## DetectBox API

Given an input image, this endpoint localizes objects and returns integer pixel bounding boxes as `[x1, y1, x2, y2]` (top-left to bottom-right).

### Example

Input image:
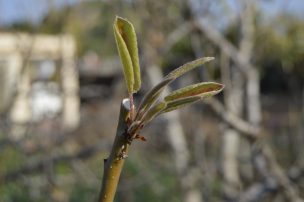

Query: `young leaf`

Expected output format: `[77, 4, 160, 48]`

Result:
[165, 57, 214, 80]
[164, 82, 224, 101]
[162, 96, 201, 113]
[136, 57, 214, 119]
[141, 102, 167, 125]
[136, 77, 174, 119]
[114, 16, 141, 93]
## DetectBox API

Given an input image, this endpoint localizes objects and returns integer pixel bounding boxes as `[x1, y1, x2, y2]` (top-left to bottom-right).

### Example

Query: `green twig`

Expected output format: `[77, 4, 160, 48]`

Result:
[98, 98, 130, 202]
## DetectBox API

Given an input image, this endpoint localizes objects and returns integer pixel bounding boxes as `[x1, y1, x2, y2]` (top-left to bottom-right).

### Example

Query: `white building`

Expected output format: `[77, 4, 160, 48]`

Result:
[0, 33, 80, 137]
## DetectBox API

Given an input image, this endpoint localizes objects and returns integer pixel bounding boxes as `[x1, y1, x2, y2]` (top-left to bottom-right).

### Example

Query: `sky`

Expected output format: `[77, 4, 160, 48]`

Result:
[0, 0, 79, 25]
[260, 0, 304, 18]
[0, 0, 303, 25]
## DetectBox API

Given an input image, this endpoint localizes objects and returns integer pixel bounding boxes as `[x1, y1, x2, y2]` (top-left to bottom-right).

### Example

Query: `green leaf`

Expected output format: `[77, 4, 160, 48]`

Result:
[162, 96, 201, 113]
[136, 77, 174, 119]
[161, 82, 223, 113]
[136, 57, 214, 119]
[165, 57, 214, 80]
[141, 102, 167, 125]
[164, 82, 224, 101]
[114, 16, 141, 93]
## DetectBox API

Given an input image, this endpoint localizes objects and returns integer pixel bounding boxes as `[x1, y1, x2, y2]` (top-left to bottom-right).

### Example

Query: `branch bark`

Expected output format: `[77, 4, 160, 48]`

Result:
[98, 99, 130, 202]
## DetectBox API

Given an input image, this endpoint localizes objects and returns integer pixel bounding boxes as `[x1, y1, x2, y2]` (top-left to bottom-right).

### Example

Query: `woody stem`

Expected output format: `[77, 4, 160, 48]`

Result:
[98, 99, 131, 202]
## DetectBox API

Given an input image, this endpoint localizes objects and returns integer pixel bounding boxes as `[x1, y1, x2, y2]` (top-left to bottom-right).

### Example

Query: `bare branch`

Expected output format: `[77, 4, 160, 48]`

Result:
[193, 18, 255, 76]
[161, 21, 194, 54]
[262, 146, 304, 202]
[204, 98, 259, 138]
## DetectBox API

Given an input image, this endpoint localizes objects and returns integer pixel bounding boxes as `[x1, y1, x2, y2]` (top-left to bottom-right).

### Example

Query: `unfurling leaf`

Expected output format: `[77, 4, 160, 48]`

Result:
[135, 57, 214, 119]
[164, 82, 224, 101]
[141, 102, 167, 125]
[165, 57, 214, 80]
[127, 121, 141, 134]
[136, 77, 174, 119]
[114, 16, 141, 93]
[162, 96, 201, 113]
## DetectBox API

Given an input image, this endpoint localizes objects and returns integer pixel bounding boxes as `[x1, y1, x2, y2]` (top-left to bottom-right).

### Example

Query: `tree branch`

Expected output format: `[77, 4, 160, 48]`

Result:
[193, 18, 255, 77]
[98, 98, 130, 202]
[204, 98, 259, 138]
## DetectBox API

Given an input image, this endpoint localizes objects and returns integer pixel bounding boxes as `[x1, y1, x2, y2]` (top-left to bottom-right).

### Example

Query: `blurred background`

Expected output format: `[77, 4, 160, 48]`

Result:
[0, 0, 303, 201]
